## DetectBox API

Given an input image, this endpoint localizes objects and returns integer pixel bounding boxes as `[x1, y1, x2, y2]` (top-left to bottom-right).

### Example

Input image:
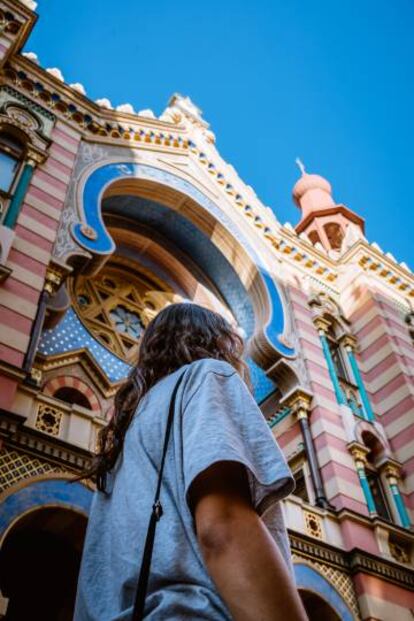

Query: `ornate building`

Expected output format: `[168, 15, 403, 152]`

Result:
[0, 2, 413, 619]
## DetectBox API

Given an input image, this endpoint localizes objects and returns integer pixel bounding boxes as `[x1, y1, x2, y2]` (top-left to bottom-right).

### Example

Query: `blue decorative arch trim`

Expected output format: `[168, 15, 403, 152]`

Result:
[0, 479, 92, 538]
[294, 563, 355, 621]
[73, 162, 294, 358]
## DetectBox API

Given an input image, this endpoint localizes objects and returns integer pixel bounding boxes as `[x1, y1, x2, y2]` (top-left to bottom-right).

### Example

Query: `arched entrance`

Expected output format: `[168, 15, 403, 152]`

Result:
[70, 161, 295, 362]
[42, 159, 301, 402]
[0, 506, 87, 621]
[0, 478, 92, 620]
[300, 589, 341, 621]
[294, 563, 356, 621]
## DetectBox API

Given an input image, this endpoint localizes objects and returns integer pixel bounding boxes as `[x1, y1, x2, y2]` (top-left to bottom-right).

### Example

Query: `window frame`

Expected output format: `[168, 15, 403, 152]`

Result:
[365, 465, 392, 522]
[0, 130, 26, 209]
[325, 326, 351, 383]
[290, 460, 313, 504]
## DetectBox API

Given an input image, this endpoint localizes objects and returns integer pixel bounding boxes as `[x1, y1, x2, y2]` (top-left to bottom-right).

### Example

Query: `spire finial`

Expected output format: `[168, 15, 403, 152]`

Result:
[295, 157, 306, 176]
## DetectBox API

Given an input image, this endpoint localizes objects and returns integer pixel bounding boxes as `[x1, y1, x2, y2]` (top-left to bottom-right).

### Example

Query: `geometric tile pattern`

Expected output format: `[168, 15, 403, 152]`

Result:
[293, 555, 361, 620]
[0, 447, 66, 493]
[35, 403, 63, 436]
[38, 307, 131, 382]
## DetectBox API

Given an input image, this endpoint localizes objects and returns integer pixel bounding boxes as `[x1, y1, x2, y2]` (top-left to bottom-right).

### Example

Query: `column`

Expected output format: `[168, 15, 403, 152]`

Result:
[341, 335, 375, 422]
[349, 444, 377, 516]
[23, 267, 62, 378]
[3, 159, 35, 229]
[314, 317, 346, 406]
[383, 463, 411, 528]
[287, 390, 330, 509]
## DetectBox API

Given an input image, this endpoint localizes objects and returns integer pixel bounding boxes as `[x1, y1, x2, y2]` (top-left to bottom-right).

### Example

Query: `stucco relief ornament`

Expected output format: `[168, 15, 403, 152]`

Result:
[309, 291, 339, 319]
[53, 143, 93, 261]
[6, 106, 39, 131]
[282, 281, 311, 389]
[163, 94, 216, 144]
[117, 164, 134, 176]
[169, 94, 204, 123]
[81, 142, 107, 165]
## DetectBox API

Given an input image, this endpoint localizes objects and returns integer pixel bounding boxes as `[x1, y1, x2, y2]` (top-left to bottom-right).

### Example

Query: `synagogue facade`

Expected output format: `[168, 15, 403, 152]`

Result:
[0, 2, 413, 619]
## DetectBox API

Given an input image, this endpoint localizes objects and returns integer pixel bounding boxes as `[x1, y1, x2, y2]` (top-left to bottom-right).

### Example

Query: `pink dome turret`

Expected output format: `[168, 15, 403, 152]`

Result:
[293, 159, 365, 253]
[293, 172, 336, 220]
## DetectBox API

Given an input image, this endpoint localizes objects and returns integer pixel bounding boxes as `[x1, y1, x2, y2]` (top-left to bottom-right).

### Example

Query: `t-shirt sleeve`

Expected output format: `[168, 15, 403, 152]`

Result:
[181, 363, 294, 514]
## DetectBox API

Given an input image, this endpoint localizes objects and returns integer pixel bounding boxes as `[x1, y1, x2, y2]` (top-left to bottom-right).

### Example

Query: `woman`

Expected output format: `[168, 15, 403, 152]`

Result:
[74, 303, 307, 620]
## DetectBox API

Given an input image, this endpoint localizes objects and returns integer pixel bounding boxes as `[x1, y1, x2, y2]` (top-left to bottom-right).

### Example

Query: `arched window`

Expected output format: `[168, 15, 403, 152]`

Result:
[362, 431, 392, 521]
[406, 312, 414, 343]
[308, 230, 322, 246]
[0, 133, 25, 195]
[292, 466, 310, 503]
[326, 325, 349, 382]
[323, 222, 344, 250]
[366, 471, 391, 521]
[53, 387, 92, 410]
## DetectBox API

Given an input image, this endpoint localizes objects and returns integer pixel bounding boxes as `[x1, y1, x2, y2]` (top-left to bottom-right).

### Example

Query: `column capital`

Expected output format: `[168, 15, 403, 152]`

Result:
[313, 316, 331, 334]
[339, 333, 358, 351]
[44, 267, 63, 295]
[379, 459, 402, 484]
[348, 441, 370, 467]
[26, 146, 48, 166]
[283, 388, 313, 420]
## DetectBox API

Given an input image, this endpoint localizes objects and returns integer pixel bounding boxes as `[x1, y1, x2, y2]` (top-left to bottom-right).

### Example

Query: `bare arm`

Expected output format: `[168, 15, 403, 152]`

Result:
[189, 461, 307, 621]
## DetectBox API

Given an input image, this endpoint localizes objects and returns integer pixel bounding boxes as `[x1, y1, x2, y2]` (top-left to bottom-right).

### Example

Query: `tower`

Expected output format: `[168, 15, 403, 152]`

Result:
[293, 163, 365, 254]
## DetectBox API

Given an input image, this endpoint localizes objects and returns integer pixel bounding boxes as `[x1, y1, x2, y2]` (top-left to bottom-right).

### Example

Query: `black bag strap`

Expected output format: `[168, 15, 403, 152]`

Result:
[132, 372, 185, 620]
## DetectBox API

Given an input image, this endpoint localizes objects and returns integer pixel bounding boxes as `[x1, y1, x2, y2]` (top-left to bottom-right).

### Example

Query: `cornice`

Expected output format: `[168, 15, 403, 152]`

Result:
[2, 0, 36, 23]
[349, 549, 414, 590]
[339, 239, 414, 298]
[289, 531, 414, 591]
[0, 84, 55, 120]
[35, 350, 121, 398]
[0, 1, 37, 53]
[296, 203, 365, 234]
[0, 360, 26, 381]
[0, 408, 92, 470]
[2, 49, 413, 302]
[289, 531, 348, 570]
[4, 57, 189, 137]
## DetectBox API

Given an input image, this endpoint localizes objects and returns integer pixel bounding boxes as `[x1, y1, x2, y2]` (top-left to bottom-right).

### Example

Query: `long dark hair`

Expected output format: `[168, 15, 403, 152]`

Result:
[73, 303, 249, 492]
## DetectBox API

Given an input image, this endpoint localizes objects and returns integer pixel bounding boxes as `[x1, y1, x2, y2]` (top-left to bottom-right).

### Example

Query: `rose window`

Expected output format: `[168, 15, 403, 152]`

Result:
[109, 306, 144, 339]
[70, 263, 173, 362]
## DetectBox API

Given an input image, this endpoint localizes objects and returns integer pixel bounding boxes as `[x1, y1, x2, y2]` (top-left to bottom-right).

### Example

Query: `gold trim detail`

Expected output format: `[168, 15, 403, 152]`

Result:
[34, 403, 63, 436]
[389, 540, 411, 565]
[304, 510, 323, 540]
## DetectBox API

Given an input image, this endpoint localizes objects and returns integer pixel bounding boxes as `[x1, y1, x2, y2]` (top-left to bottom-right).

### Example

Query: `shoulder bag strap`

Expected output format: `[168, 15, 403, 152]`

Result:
[132, 372, 186, 620]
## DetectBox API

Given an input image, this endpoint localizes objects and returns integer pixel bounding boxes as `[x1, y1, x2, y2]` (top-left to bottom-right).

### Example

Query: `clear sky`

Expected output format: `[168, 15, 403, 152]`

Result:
[25, 0, 414, 266]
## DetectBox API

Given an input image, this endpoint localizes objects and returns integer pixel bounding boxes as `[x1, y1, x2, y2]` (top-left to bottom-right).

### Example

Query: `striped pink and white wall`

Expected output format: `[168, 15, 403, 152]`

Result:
[289, 288, 371, 510]
[349, 286, 414, 517]
[0, 120, 81, 408]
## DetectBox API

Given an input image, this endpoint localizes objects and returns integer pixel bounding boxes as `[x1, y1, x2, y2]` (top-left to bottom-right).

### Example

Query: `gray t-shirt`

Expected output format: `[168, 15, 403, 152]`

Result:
[74, 358, 294, 620]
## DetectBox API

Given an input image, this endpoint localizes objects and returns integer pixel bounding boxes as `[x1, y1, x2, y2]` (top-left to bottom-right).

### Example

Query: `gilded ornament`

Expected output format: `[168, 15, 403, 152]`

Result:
[80, 224, 98, 241]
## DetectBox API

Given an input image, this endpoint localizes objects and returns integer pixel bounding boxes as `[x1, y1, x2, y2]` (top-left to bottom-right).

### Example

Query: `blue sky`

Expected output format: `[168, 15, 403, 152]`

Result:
[26, 0, 414, 266]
